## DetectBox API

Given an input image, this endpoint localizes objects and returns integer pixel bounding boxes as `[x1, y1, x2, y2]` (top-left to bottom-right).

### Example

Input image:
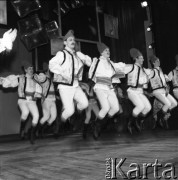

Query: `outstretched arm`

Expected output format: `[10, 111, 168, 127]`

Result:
[77, 51, 92, 67]
[0, 74, 19, 88]
[111, 62, 133, 75]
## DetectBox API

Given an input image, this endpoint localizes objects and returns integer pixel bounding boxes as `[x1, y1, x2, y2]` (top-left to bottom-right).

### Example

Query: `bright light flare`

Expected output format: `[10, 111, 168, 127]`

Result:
[0, 28, 17, 53]
[141, 1, 148, 8]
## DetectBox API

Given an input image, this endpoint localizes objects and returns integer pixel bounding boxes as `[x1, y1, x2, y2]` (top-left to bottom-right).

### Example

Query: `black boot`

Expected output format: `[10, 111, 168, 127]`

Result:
[53, 118, 60, 139]
[163, 112, 170, 130]
[93, 119, 102, 140]
[157, 109, 167, 129]
[134, 117, 142, 133]
[29, 126, 36, 144]
[37, 122, 48, 138]
[127, 116, 135, 135]
[19, 120, 27, 140]
[82, 123, 89, 139]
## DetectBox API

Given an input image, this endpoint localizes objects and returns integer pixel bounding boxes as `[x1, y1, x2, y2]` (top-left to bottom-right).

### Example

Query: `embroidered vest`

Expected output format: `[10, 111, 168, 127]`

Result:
[53, 50, 84, 86]
[38, 77, 52, 98]
[149, 68, 166, 91]
[18, 75, 36, 99]
[88, 58, 116, 84]
[127, 64, 148, 88]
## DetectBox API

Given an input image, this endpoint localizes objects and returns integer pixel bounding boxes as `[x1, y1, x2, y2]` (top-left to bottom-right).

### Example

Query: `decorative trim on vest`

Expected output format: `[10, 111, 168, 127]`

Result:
[18, 75, 37, 100]
[90, 59, 100, 80]
[90, 58, 116, 81]
[150, 68, 166, 91]
[127, 64, 148, 88]
[61, 50, 66, 65]
[127, 64, 140, 88]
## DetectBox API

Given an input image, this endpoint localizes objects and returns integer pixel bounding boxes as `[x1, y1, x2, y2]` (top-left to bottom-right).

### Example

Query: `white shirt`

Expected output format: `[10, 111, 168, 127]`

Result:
[25, 74, 36, 93]
[94, 56, 125, 90]
[49, 46, 92, 89]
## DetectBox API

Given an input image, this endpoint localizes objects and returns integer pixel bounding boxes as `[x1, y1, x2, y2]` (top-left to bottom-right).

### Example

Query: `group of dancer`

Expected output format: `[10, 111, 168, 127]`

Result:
[0, 29, 178, 144]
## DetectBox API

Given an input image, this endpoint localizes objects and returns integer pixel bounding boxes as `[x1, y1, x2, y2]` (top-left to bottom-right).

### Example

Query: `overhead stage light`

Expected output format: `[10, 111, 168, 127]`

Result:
[141, 1, 148, 8]
[147, 23, 153, 32]
[148, 43, 155, 49]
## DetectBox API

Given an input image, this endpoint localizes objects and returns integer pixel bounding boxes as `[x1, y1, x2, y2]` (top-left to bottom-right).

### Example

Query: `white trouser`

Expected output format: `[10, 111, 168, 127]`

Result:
[18, 99, 39, 126]
[40, 99, 57, 125]
[127, 88, 151, 117]
[95, 88, 119, 119]
[153, 90, 177, 112]
[59, 86, 88, 121]
[85, 99, 99, 124]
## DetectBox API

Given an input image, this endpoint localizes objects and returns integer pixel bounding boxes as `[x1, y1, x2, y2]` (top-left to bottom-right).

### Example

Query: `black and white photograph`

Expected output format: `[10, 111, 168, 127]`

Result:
[0, 0, 178, 179]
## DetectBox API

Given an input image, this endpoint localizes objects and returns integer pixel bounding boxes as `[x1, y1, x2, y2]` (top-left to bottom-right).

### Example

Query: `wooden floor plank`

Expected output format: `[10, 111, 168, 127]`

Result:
[0, 130, 178, 180]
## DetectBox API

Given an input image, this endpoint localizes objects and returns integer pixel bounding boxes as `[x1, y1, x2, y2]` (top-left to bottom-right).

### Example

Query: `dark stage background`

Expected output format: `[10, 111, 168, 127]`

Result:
[1, 0, 178, 136]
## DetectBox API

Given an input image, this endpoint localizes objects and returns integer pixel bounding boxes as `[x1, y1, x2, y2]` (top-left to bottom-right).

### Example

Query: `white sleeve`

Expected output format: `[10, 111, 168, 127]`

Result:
[168, 71, 173, 81]
[112, 61, 126, 70]
[34, 73, 47, 83]
[122, 64, 134, 74]
[1, 75, 19, 88]
[144, 68, 154, 79]
[111, 62, 134, 74]
[77, 51, 92, 67]
[164, 74, 171, 82]
[49, 51, 64, 74]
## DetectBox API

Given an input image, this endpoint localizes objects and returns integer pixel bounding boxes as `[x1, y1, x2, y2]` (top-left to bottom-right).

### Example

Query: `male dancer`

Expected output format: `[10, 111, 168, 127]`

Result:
[121, 48, 152, 134]
[89, 42, 125, 139]
[0, 61, 45, 144]
[149, 55, 177, 129]
[49, 30, 92, 123]
[37, 63, 57, 137]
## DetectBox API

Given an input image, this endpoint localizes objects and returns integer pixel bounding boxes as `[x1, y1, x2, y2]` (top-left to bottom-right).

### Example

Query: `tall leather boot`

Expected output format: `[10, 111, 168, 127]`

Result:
[53, 118, 60, 139]
[29, 126, 36, 144]
[93, 119, 102, 140]
[19, 120, 27, 140]
[37, 122, 48, 138]
[127, 116, 135, 135]
[82, 123, 89, 139]
[157, 109, 167, 129]
[163, 112, 171, 130]
[134, 116, 142, 132]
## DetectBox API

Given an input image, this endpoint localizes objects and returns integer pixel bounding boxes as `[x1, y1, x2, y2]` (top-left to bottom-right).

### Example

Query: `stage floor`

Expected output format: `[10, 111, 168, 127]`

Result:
[0, 130, 178, 180]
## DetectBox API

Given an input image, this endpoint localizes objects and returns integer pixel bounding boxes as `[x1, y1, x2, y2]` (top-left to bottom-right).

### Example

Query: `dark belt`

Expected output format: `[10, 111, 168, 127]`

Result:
[48, 91, 55, 95]
[18, 96, 36, 101]
[137, 84, 144, 88]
